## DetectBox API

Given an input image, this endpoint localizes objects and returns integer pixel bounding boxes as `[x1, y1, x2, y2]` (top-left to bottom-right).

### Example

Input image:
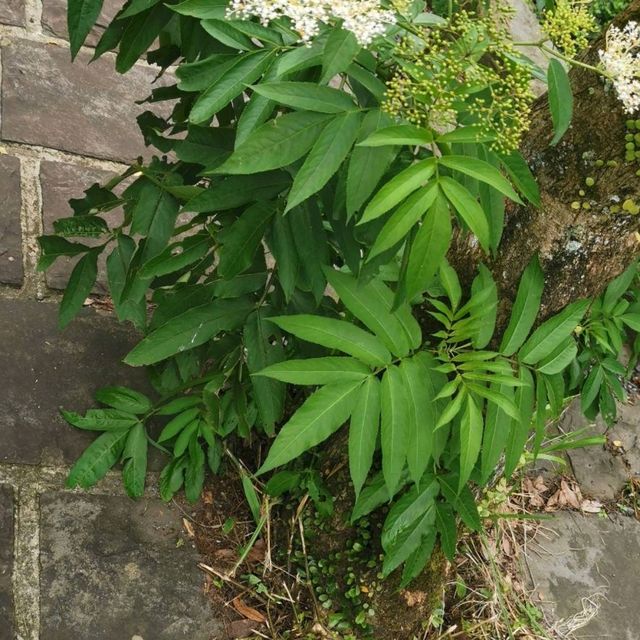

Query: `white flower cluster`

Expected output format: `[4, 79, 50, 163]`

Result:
[599, 21, 640, 114]
[227, 0, 396, 45]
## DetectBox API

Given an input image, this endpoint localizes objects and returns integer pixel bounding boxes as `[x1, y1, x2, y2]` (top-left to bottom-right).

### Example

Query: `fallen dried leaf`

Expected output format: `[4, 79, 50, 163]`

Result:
[581, 499, 603, 514]
[232, 597, 267, 623]
[182, 518, 195, 538]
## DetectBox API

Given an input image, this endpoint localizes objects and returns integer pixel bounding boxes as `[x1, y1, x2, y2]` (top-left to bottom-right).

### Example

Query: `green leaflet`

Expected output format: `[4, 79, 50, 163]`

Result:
[258, 357, 372, 385]
[251, 82, 356, 113]
[169, 0, 227, 18]
[68, 0, 104, 58]
[381, 366, 410, 496]
[244, 310, 286, 432]
[218, 202, 276, 279]
[94, 387, 152, 414]
[59, 250, 100, 329]
[258, 380, 364, 474]
[439, 176, 490, 251]
[438, 475, 481, 531]
[349, 376, 381, 497]
[519, 299, 589, 364]
[324, 269, 420, 357]
[537, 337, 578, 375]
[400, 358, 436, 485]
[359, 125, 433, 147]
[382, 505, 435, 576]
[286, 110, 361, 211]
[124, 298, 253, 366]
[190, 50, 276, 124]
[215, 111, 333, 174]
[480, 383, 514, 483]
[268, 315, 392, 366]
[268, 211, 299, 302]
[368, 181, 439, 261]
[498, 151, 541, 207]
[404, 192, 452, 300]
[435, 501, 457, 561]
[67, 430, 129, 490]
[458, 394, 483, 491]
[360, 158, 436, 225]
[61, 408, 140, 431]
[438, 155, 522, 203]
[500, 255, 545, 356]
[320, 27, 360, 84]
[122, 423, 148, 498]
[346, 109, 397, 218]
[504, 365, 535, 477]
[548, 59, 573, 146]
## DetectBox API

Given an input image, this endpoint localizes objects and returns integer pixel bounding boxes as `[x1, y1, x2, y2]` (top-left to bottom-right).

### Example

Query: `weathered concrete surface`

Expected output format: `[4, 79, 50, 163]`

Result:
[0, 485, 15, 640]
[0, 298, 148, 465]
[41, 0, 121, 46]
[526, 511, 640, 640]
[0, 155, 24, 286]
[39, 492, 221, 639]
[1, 39, 159, 163]
[40, 160, 117, 292]
[561, 401, 630, 500]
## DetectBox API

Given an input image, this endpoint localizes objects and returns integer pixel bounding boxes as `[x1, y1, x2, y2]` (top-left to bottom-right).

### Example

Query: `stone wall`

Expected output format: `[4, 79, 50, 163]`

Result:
[0, 0, 157, 298]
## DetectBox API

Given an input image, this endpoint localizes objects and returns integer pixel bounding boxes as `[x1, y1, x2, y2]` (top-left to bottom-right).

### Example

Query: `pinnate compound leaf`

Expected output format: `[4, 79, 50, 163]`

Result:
[349, 376, 381, 497]
[258, 381, 363, 474]
[500, 255, 544, 356]
[268, 315, 392, 366]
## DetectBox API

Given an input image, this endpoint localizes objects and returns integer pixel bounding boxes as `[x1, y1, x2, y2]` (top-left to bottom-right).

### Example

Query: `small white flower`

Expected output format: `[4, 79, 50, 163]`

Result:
[599, 21, 640, 114]
[227, 0, 396, 46]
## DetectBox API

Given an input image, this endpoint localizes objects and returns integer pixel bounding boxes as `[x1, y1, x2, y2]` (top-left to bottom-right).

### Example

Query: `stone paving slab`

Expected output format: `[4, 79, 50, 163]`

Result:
[0, 485, 15, 640]
[1, 39, 160, 163]
[0, 155, 24, 286]
[0, 0, 24, 26]
[0, 299, 148, 465]
[526, 511, 640, 640]
[39, 492, 221, 640]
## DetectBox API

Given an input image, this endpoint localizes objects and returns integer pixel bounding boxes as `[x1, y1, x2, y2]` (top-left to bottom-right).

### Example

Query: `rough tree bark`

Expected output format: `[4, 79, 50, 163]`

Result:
[452, 0, 640, 324]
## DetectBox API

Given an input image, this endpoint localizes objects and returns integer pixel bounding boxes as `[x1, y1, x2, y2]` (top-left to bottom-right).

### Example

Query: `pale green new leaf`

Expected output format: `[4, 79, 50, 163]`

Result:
[500, 256, 544, 356]
[268, 315, 392, 366]
[349, 376, 381, 497]
[258, 381, 363, 474]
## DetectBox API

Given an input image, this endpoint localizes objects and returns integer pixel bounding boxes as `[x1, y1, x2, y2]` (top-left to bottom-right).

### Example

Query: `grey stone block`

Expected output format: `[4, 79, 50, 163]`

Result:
[0, 486, 14, 640]
[39, 492, 221, 639]
[1, 39, 158, 163]
[0, 155, 23, 286]
[526, 511, 640, 640]
[0, 299, 148, 465]
[0, 0, 24, 27]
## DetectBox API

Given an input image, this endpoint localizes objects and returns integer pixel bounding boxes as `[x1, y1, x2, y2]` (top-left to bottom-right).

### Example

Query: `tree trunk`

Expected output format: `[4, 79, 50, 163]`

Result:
[452, 1, 640, 324]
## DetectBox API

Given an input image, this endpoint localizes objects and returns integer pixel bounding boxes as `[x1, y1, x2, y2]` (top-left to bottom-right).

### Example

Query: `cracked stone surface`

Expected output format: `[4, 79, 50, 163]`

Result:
[39, 492, 221, 640]
[0, 485, 15, 640]
[526, 511, 640, 640]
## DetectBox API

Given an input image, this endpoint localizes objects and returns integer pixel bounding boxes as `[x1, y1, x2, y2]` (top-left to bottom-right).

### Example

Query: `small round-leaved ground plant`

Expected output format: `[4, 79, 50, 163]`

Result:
[41, 0, 640, 586]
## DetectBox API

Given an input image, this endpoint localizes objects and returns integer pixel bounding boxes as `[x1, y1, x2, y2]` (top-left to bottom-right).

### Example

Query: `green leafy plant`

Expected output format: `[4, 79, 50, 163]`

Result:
[41, 0, 639, 590]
